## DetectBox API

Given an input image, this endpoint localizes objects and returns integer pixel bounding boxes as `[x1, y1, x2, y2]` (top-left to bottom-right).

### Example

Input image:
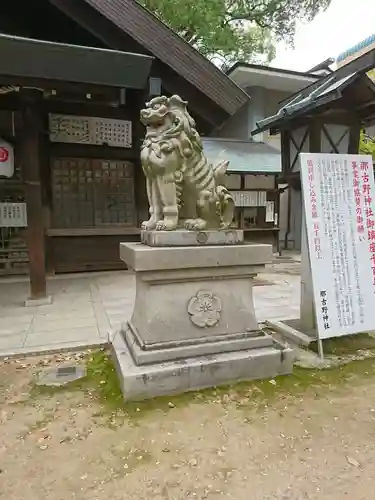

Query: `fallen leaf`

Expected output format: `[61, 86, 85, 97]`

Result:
[346, 455, 361, 468]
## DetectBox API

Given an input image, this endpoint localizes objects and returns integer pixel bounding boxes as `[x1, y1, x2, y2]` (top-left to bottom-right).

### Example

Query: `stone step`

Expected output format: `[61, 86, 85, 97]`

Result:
[111, 330, 294, 401]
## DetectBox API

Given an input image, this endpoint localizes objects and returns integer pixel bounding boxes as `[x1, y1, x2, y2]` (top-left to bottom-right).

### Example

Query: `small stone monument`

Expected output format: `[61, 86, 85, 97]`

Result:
[111, 95, 293, 400]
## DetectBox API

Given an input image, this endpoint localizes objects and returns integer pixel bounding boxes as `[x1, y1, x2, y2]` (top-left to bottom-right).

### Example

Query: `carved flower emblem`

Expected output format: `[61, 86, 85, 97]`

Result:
[187, 291, 222, 328]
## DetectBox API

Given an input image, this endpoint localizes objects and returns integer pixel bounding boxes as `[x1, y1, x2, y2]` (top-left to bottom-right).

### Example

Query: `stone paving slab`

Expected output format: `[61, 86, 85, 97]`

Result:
[0, 266, 300, 358]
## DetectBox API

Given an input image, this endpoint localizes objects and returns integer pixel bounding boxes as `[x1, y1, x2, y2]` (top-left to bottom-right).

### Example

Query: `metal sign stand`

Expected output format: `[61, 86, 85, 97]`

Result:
[317, 338, 324, 361]
[300, 194, 324, 361]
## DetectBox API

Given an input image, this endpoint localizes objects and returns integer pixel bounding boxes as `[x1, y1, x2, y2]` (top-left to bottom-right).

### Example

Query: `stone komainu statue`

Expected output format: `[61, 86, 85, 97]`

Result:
[140, 94, 234, 231]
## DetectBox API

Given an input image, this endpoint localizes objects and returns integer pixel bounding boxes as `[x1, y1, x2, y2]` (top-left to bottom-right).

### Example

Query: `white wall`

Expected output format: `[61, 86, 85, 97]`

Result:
[216, 87, 291, 144]
[216, 102, 250, 140]
[215, 85, 302, 251]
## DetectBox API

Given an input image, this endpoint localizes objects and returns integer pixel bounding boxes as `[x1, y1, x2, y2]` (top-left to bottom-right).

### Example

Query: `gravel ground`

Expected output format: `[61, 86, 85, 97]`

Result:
[1, 350, 375, 500]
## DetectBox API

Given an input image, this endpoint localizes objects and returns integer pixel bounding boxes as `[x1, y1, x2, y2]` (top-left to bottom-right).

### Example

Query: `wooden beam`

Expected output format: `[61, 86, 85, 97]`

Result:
[19, 88, 47, 300]
[132, 88, 148, 227]
[0, 74, 122, 96]
[290, 127, 309, 171]
[281, 130, 291, 176]
[321, 124, 339, 153]
[348, 120, 361, 154]
[49, 0, 144, 54]
[309, 120, 322, 153]
[45, 99, 135, 119]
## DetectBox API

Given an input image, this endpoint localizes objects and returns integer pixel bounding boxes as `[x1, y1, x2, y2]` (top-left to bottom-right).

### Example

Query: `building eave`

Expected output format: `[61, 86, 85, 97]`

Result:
[49, 0, 250, 119]
[0, 33, 153, 89]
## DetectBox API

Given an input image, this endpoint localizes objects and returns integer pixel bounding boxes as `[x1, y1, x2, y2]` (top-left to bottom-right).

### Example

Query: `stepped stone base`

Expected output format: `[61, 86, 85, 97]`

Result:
[112, 238, 294, 401]
[112, 330, 294, 401]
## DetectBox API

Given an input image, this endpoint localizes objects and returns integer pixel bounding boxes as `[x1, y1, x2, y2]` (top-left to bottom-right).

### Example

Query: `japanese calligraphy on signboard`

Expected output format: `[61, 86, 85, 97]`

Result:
[300, 153, 375, 340]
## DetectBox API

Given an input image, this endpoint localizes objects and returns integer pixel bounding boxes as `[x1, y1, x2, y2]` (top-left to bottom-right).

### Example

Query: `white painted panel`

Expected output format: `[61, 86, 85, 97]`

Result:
[244, 174, 274, 189]
[321, 124, 349, 154]
[225, 174, 241, 189]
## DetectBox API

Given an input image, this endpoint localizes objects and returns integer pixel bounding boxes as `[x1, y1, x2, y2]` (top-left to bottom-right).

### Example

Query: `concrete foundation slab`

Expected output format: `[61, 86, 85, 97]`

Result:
[24, 295, 53, 307]
[111, 330, 294, 401]
[36, 364, 87, 386]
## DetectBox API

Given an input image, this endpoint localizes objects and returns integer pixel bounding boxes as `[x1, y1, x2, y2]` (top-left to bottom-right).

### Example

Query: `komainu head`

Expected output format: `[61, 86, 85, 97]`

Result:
[140, 95, 201, 147]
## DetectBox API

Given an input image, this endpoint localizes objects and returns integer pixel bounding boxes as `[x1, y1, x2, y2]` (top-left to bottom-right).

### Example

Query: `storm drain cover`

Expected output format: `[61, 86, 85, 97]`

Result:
[36, 365, 87, 387]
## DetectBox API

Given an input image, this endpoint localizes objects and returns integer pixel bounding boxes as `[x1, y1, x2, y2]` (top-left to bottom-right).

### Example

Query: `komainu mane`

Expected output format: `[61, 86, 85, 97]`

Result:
[140, 94, 234, 231]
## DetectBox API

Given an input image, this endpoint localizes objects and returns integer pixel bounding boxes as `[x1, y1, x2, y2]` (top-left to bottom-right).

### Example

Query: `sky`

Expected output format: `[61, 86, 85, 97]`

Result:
[272, 0, 375, 72]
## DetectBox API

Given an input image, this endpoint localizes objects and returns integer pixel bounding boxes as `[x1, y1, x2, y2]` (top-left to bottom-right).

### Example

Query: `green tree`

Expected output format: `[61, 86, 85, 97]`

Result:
[359, 130, 375, 159]
[140, 0, 332, 65]
[368, 68, 375, 82]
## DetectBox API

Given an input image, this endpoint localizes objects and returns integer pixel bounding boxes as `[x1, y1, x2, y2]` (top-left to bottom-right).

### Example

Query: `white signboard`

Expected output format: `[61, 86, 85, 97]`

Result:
[49, 114, 132, 148]
[258, 191, 267, 206]
[266, 201, 274, 222]
[300, 153, 375, 339]
[0, 138, 14, 178]
[0, 203, 27, 227]
[230, 191, 258, 207]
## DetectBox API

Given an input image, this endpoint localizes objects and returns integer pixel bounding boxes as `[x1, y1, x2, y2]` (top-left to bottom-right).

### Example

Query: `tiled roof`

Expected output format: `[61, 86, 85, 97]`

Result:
[252, 47, 375, 136]
[202, 138, 281, 173]
[81, 0, 249, 117]
[337, 34, 375, 63]
[252, 72, 362, 135]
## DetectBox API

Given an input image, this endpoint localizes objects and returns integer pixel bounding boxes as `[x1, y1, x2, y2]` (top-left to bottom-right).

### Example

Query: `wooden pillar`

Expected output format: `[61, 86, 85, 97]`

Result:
[133, 89, 148, 227]
[309, 120, 322, 154]
[239, 174, 245, 231]
[348, 121, 361, 154]
[20, 89, 48, 301]
[281, 130, 291, 250]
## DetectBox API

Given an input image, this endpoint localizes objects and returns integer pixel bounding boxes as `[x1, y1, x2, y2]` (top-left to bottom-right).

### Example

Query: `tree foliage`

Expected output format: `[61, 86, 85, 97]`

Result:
[359, 130, 375, 159]
[140, 0, 332, 65]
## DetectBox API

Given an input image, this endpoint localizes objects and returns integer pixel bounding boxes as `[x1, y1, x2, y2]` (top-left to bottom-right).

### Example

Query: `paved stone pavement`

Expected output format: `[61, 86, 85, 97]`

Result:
[0, 265, 300, 357]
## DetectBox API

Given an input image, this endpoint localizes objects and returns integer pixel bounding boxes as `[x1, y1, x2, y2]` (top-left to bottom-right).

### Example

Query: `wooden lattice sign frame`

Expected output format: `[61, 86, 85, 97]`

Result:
[51, 158, 136, 228]
[49, 114, 132, 148]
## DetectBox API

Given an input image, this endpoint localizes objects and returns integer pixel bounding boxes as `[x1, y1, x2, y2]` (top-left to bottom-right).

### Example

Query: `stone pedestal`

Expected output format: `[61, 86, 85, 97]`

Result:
[112, 231, 293, 401]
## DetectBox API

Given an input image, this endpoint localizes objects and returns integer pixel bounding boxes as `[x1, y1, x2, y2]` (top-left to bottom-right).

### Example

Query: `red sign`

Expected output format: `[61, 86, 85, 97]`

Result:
[0, 139, 14, 177]
[0, 147, 9, 163]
